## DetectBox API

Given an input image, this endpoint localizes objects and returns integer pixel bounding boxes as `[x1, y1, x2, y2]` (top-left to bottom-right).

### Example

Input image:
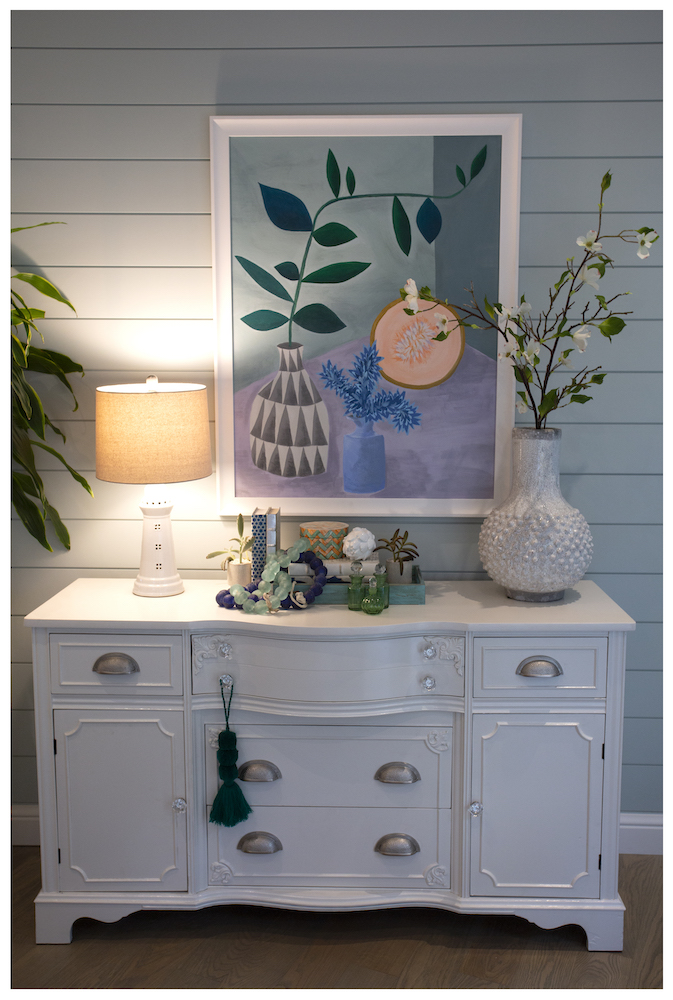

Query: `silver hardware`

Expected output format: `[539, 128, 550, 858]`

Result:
[422, 642, 437, 660]
[374, 833, 420, 856]
[468, 801, 483, 817]
[420, 675, 436, 691]
[172, 798, 187, 813]
[374, 762, 421, 784]
[237, 831, 283, 854]
[92, 652, 140, 675]
[219, 673, 234, 690]
[218, 642, 233, 659]
[516, 655, 563, 678]
[238, 760, 282, 782]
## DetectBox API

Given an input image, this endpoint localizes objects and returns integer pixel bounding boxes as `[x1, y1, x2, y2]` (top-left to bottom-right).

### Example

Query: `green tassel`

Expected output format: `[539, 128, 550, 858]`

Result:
[209, 680, 252, 828]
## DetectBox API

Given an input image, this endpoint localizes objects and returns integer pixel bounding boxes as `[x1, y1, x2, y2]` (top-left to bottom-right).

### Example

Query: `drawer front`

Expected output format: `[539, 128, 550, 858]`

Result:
[473, 637, 608, 698]
[205, 724, 452, 809]
[192, 632, 464, 703]
[207, 805, 450, 889]
[50, 633, 183, 695]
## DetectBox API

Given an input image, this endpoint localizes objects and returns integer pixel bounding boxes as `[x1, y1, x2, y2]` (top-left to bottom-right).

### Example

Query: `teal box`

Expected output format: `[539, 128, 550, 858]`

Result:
[304, 566, 425, 606]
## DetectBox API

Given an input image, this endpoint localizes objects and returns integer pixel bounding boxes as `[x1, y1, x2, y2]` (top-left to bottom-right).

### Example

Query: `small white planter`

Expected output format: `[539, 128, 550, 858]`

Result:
[227, 562, 252, 587]
[386, 559, 415, 585]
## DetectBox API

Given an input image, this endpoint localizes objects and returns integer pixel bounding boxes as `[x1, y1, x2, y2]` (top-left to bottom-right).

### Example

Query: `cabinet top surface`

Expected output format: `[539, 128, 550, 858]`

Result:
[25, 578, 635, 633]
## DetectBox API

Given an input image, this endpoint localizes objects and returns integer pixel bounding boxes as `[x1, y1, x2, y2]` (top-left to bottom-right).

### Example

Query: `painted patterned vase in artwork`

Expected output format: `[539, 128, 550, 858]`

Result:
[249, 342, 329, 477]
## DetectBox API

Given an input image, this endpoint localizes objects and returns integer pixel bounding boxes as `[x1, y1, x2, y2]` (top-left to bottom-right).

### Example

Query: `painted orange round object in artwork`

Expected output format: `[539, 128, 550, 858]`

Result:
[370, 299, 465, 389]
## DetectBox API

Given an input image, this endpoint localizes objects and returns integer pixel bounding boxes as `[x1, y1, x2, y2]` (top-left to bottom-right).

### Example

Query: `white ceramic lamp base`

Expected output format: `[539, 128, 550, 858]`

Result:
[133, 496, 183, 597]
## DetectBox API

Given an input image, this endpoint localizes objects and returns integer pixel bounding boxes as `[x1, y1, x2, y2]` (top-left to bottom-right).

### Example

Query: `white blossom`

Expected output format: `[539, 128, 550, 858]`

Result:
[434, 311, 450, 334]
[572, 326, 591, 352]
[559, 354, 573, 369]
[516, 398, 528, 414]
[576, 230, 602, 252]
[636, 230, 657, 259]
[522, 340, 541, 362]
[403, 278, 418, 298]
[578, 264, 600, 291]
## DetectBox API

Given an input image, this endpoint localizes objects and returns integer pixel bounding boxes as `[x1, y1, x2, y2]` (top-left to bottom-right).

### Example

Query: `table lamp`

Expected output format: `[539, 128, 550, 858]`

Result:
[95, 375, 212, 597]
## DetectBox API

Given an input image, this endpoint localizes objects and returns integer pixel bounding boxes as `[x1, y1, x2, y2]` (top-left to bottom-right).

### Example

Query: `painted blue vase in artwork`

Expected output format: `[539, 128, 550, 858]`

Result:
[343, 419, 386, 494]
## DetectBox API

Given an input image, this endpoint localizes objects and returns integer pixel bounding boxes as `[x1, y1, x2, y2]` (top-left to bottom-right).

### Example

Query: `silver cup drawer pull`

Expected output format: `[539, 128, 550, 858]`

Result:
[374, 762, 421, 784]
[515, 655, 563, 678]
[236, 831, 283, 854]
[238, 760, 282, 782]
[92, 652, 140, 675]
[374, 833, 420, 856]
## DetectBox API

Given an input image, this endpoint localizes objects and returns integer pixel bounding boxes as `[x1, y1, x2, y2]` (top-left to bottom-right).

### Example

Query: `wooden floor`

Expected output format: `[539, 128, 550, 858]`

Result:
[12, 848, 662, 989]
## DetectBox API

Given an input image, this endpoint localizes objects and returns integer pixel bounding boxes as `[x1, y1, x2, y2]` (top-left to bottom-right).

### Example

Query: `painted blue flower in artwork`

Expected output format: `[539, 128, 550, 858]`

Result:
[320, 344, 421, 433]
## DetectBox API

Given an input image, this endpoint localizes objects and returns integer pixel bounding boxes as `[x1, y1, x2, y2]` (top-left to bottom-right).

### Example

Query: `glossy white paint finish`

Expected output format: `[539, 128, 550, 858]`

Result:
[27, 580, 633, 949]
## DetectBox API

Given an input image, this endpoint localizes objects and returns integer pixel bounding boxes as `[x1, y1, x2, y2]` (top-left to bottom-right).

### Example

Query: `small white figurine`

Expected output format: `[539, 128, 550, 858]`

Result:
[342, 526, 377, 562]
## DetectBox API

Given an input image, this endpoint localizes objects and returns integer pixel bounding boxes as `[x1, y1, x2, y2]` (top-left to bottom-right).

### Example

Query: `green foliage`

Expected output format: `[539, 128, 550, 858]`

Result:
[11, 226, 93, 551]
[207, 513, 255, 569]
[373, 528, 419, 572]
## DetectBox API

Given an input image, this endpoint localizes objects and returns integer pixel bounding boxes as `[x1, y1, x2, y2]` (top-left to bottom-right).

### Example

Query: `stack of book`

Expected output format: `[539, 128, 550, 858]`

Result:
[251, 507, 280, 581]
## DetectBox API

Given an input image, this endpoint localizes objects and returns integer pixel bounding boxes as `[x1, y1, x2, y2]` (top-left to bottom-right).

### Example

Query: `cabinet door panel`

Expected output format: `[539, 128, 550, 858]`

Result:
[470, 713, 605, 898]
[54, 709, 187, 891]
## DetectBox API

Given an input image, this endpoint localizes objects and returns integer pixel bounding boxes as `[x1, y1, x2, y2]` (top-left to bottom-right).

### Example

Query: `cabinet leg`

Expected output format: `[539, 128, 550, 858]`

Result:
[34, 896, 142, 945]
[517, 905, 624, 952]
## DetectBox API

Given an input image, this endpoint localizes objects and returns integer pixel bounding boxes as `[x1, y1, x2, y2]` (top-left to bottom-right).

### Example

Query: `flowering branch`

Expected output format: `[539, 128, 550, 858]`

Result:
[400, 172, 658, 428]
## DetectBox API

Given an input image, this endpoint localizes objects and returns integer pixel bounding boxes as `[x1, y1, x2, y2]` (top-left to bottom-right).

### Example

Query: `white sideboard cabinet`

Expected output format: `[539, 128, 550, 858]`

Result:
[26, 578, 633, 949]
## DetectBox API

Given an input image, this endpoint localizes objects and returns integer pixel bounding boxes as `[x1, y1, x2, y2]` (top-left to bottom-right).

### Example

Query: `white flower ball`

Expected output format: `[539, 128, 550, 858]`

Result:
[342, 527, 376, 561]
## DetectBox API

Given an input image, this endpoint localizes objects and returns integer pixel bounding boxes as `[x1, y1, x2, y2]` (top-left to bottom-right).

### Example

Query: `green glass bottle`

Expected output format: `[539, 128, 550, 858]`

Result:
[347, 559, 364, 611]
[361, 576, 385, 615]
[374, 562, 389, 609]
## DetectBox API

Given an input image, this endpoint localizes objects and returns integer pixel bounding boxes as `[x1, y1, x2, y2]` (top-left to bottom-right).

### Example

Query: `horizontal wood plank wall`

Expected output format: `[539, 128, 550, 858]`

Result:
[11, 10, 662, 812]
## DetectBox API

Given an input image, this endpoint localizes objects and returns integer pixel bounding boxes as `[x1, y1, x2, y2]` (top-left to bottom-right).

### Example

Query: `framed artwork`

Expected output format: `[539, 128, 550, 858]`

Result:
[211, 115, 521, 516]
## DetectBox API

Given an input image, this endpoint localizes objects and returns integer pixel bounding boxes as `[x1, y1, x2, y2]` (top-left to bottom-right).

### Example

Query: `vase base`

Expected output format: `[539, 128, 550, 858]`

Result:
[505, 587, 565, 603]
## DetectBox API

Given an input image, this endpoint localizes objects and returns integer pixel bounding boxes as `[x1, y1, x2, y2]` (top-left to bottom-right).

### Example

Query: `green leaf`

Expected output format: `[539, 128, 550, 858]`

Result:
[11, 334, 27, 367]
[11, 221, 66, 234]
[312, 222, 357, 247]
[303, 261, 370, 284]
[206, 551, 228, 559]
[240, 309, 289, 331]
[237, 512, 244, 537]
[11, 307, 44, 326]
[326, 149, 341, 198]
[235, 256, 293, 302]
[12, 426, 45, 491]
[275, 261, 300, 281]
[23, 381, 46, 438]
[538, 388, 559, 418]
[32, 441, 94, 495]
[456, 165, 466, 187]
[554, 270, 571, 292]
[44, 501, 71, 549]
[598, 316, 626, 339]
[392, 196, 411, 256]
[29, 346, 84, 375]
[346, 167, 356, 195]
[470, 145, 487, 180]
[25, 351, 79, 405]
[12, 272, 76, 312]
[570, 394, 592, 404]
[590, 260, 606, 279]
[293, 303, 346, 334]
[11, 477, 52, 551]
[589, 373, 607, 384]
[13, 471, 40, 498]
[241, 538, 254, 554]
[483, 296, 495, 320]
[514, 366, 533, 385]
[600, 171, 612, 193]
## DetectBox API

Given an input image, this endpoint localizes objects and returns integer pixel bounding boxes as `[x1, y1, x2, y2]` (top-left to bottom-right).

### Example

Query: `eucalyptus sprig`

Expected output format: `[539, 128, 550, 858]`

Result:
[207, 513, 255, 569]
[400, 172, 658, 428]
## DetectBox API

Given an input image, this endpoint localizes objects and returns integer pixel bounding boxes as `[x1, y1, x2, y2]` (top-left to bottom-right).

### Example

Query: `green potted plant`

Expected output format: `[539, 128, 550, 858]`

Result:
[207, 513, 255, 586]
[374, 529, 419, 584]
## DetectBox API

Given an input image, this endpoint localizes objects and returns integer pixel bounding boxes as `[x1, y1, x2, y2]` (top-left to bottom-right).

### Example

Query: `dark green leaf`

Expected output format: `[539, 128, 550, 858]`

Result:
[326, 149, 341, 198]
[32, 441, 94, 495]
[456, 165, 466, 187]
[13, 472, 40, 498]
[598, 316, 626, 339]
[432, 330, 449, 342]
[12, 366, 35, 421]
[600, 171, 612, 193]
[589, 373, 607, 384]
[303, 261, 370, 284]
[538, 388, 559, 418]
[591, 260, 606, 279]
[12, 426, 45, 490]
[235, 256, 293, 302]
[240, 309, 289, 331]
[11, 334, 27, 367]
[554, 270, 571, 292]
[312, 222, 357, 247]
[44, 501, 71, 549]
[259, 184, 313, 232]
[29, 347, 84, 375]
[275, 261, 300, 281]
[470, 145, 487, 180]
[25, 352, 79, 404]
[293, 303, 346, 334]
[392, 196, 411, 256]
[416, 198, 442, 244]
[23, 381, 46, 438]
[12, 272, 76, 312]
[570, 394, 592, 404]
[346, 167, 356, 195]
[11, 477, 52, 551]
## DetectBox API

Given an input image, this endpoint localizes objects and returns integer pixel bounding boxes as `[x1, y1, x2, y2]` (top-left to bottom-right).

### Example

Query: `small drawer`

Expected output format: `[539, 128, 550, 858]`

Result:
[192, 631, 465, 703]
[205, 723, 451, 809]
[473, 637, 607, 698]
[49, 633, 183, 695]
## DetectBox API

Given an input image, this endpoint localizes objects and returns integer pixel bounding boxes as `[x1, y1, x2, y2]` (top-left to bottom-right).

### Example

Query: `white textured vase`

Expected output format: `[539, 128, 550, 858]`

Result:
[478, 428, 593, 602]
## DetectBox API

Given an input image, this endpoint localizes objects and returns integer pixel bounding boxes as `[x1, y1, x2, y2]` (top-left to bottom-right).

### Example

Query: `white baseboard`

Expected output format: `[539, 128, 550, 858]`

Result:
[619, 812, 663, 855]
[12, 805, 663, 854]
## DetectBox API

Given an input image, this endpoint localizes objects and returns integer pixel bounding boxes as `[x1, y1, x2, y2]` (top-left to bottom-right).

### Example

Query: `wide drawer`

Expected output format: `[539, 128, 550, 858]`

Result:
[192, 631, 465, 704]
[205, 723, 452, 809]
[473, 636, 608, 698]
[207, 805, 450, 888]
[49, 633, 183, 695]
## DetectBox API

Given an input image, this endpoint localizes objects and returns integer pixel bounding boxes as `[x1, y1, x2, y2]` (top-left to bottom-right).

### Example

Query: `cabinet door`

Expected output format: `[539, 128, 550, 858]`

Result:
[54, 709, 187, 892]
[470, 713, 605, 899]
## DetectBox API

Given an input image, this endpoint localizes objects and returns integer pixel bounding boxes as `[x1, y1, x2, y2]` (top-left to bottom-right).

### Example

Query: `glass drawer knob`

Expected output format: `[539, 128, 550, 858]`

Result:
[423, 643, 437, 660]
[420, 675, 436, 691]
[219, 643, 233, 659]
[172, 798, 187, 813]
[468, 801, 483, 817]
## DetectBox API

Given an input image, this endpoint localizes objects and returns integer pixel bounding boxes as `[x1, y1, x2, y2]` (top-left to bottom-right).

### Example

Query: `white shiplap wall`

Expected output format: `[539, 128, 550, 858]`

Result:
[11, 10, 662, 814]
